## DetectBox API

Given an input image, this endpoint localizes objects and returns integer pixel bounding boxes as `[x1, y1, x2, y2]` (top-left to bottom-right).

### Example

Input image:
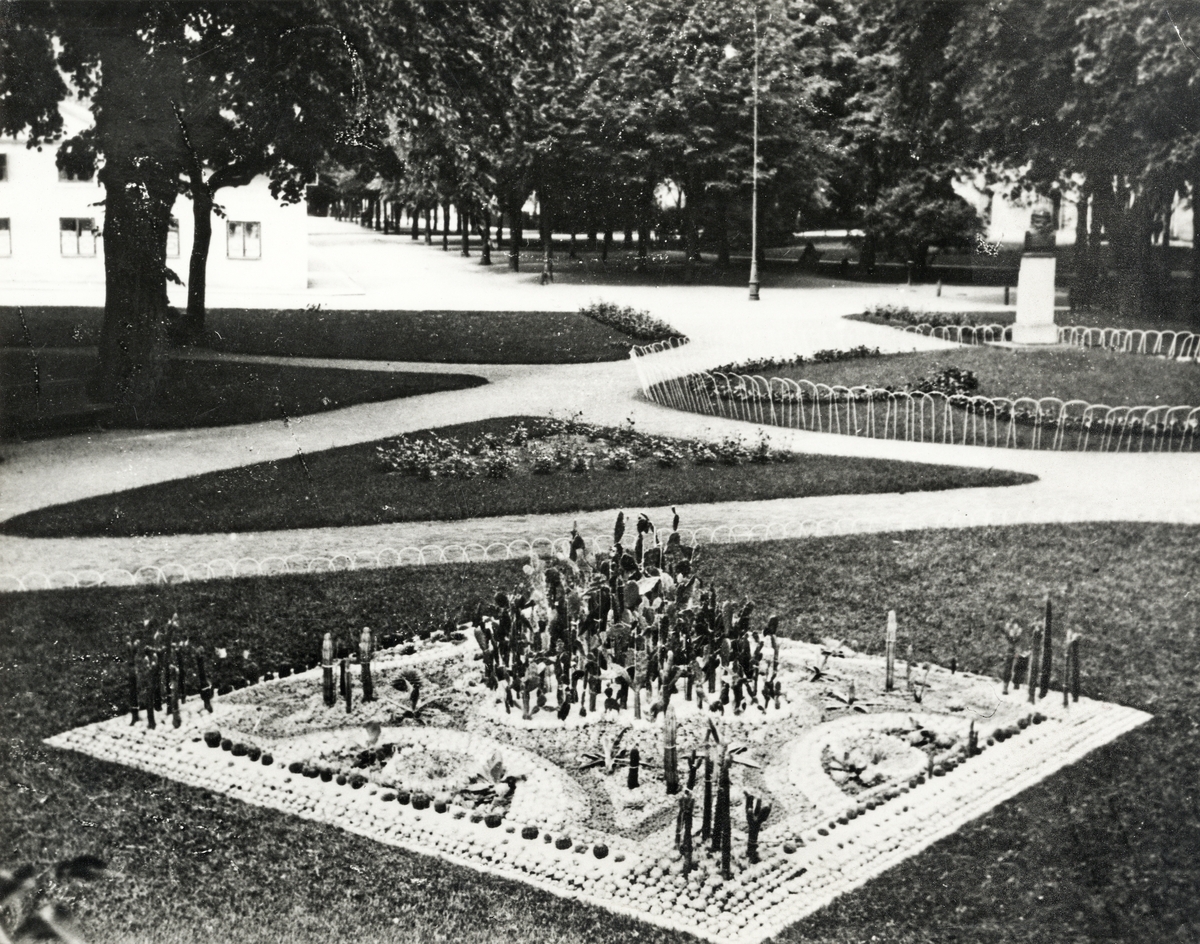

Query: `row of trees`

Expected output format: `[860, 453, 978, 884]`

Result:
[2, 1, 1197, 412]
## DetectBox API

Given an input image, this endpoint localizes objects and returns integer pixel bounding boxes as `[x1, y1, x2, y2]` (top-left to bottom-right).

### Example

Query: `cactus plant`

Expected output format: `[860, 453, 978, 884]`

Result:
[321, 633, 335, 707]
[663, 705, 679, 795]
[1038, 594, 1053, 699]
[1000, 619, 1023, 695]
[744, 792, 772, 864]
[1027, 627, 1042, 705]
[126, 637, 140, 725]
[627, 747, 640, 788]
[194, 647, 214, 713]
[169, 662, 181, 729]
[359, 627, 374, 702]
[676, 789, 696, 874]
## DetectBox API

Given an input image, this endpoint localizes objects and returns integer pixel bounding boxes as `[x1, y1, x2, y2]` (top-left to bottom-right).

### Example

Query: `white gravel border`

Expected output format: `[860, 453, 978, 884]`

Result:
[45, 653, 1150, 944]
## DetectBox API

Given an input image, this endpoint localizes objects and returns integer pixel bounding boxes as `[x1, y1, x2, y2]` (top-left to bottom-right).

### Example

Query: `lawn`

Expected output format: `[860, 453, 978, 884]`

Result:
[1, 521, 1197, 942]
[0, 348, 485, 433]
[0, 415, 1035, 537]
[765, 346, 1200, 407]
[0, 306, 652, 363]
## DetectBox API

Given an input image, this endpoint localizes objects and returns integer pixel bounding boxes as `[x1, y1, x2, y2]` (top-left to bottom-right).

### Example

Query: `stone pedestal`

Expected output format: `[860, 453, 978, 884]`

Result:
[1012, 252, 1058, 345]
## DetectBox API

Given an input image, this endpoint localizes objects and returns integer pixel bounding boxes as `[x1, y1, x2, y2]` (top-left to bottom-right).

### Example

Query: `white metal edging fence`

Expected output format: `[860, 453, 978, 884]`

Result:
[899, 321, 1200, 360]
[631, 347, 1200, 453]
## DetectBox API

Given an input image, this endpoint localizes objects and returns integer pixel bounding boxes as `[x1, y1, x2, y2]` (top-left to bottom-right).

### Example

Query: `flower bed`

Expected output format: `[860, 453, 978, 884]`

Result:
[44, 515, 1151, 944]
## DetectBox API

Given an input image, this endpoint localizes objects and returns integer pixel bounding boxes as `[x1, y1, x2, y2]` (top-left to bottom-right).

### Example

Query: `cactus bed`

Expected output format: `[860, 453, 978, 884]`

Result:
[46, 594, 1149, 942]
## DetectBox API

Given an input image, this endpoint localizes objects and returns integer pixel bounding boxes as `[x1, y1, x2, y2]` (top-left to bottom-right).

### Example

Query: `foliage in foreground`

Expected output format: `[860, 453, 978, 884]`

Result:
[1, 522, 1198, 943]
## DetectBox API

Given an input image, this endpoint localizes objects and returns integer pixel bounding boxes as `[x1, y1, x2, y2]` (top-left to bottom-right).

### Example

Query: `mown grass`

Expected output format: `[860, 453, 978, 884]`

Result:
[0, 416, 1035, 537]
[0, 306, 646, 363]
[768, 346, 1200, 407]
[0, 348, 484, 433]
[1, 522, 1197, 942]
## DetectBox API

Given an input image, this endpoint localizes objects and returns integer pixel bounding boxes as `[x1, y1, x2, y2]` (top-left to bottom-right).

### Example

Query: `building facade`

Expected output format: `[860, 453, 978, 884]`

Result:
[0, 99, 308, 297]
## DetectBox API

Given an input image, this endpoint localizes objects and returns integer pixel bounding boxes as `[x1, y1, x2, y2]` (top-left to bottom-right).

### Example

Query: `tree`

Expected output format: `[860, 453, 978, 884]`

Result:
[1, 0, 568, 412]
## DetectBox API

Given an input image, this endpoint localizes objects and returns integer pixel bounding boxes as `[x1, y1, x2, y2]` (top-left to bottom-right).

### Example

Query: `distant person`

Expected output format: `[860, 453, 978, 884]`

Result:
[799, 241, 822, 272]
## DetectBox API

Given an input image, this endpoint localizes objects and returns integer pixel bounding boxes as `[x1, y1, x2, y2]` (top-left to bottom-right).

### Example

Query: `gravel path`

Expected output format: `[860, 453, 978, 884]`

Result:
[2, 220, 1196, 583]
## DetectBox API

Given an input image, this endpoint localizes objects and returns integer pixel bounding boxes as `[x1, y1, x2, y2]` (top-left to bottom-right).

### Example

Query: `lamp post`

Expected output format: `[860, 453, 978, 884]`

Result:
[748, 1, 760, 301]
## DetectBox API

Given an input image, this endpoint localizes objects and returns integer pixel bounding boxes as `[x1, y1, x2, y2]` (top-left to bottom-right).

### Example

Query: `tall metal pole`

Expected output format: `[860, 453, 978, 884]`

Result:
[748, 2, 760, 301]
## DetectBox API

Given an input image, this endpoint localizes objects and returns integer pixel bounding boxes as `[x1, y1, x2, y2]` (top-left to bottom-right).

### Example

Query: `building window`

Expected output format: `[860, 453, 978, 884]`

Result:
[227, 221, 261, 259]
[60, 218, 98, 256]
[0, 219, 10, 256]
[167, 217, 180, 258]
[58, 165, 94, 182]
[0, 155, 8, 181]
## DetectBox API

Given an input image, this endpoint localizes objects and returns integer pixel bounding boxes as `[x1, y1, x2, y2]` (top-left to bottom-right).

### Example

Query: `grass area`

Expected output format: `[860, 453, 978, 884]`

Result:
[0, 306, 650, 363]
[0, 415, 1035, 537]
[767, 346, 1200, 406]
[1, 522, 1197, 942]
[1, 347, 484, 433]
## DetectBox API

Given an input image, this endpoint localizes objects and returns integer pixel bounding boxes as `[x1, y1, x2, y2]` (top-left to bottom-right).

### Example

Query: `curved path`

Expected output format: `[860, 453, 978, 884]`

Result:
[1, 220, 1196, 581]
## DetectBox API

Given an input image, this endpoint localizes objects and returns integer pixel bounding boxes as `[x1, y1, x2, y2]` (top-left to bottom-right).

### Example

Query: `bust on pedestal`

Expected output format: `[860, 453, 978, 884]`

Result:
[1011, 209, 1059, 344]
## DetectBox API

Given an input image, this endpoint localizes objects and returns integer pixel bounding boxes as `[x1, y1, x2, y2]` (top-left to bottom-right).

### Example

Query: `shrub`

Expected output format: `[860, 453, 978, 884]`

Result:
[654, 442, 685, 468]
[604, 447, 635, 471]
[714, 435, 749, 466]
[529, 446, 557, 474]
[569, 450, 594, 474]
[579, 301, 685, 343]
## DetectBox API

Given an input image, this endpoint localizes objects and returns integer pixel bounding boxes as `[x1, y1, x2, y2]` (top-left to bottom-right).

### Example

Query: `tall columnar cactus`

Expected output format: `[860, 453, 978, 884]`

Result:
[174, 638, 187, 704]
[663, 705, 680, 795]
[627, 747, 640, 789]
[885, 610, 897, 692]
[710, 743, 728, 855]
[701, 755, 714, 842]
[359, 627, 374, 702]
[1070, 632, 1082, 703]
[322, 633, 335, 707]
[141, 654, 156, 730]
[1027, 627, 1042, 705]
[744, 792, 772, 864]
[127, 638, 140, 725]
[1038, 594, 1053, 700]
[718, 749, 733, 879]
[1001, 619, 1023, 696]
[149, 649, 163, 713]
[341, 656, 352, 712]
[169, 663, 182, 729]
[676, 789, 696, 874]
[194, 648, 213, 713]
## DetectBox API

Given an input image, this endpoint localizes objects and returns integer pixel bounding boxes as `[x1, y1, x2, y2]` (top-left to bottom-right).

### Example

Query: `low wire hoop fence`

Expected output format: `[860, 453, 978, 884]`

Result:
[632, 350, 1200, 454]
[900, 321, 1200, 361]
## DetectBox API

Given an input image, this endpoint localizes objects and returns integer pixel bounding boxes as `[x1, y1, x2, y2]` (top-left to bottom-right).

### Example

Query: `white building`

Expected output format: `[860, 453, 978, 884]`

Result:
[954, 175, 1194, 250]
[0, 98, 307, 298]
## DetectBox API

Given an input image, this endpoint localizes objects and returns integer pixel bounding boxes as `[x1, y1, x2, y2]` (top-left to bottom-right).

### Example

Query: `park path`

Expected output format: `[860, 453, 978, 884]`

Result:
[1, 219, 1197, 581]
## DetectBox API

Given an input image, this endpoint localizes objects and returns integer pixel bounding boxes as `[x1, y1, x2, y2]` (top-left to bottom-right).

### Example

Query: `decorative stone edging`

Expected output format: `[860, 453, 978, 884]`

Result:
[44, 643, 1150, 944]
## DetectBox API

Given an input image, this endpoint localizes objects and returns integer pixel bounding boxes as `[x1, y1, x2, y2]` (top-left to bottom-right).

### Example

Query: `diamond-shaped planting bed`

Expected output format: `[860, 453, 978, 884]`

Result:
[47, 638, 1148, 944]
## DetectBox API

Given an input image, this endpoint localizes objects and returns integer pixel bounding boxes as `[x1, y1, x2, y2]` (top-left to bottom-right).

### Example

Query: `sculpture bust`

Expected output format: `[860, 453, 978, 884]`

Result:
[1024, 208, 1056, 252]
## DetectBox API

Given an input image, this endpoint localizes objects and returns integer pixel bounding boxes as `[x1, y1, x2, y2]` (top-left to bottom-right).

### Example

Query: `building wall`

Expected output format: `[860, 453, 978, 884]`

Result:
[0, 102, 307, 295]
[954, 177, 1195, 249]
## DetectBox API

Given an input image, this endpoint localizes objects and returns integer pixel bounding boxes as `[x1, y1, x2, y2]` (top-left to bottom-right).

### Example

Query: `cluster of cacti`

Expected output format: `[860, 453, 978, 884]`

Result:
[125, 614, 228, 729]
[469, 512, 785, 732]
[1001, 594, 1083, 707]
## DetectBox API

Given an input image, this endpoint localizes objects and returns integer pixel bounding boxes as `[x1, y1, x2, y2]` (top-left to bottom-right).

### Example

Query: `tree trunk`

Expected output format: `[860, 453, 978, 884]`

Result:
[90, 12, 185, 415]
[1191, 172, 1200, 326]
[683, 190, 698, 283]
[424, 207, 432, 244]
[411, 207, 419, 240]
[624, 226, 633, 246]
[508, 199, 521, 271]
[460, 204, 470, 256]
[717, 197, 730, 267]
[539, 193, 553, 285]
[442, 201, 450, 251]
[183, 176, 213, 344]
[602, 228, 612, 263]
[636, 224, 649, 272]
[569, 231, 577, 259]
[479, 207, 492, 266]
[1072, 183, 1092, 310]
